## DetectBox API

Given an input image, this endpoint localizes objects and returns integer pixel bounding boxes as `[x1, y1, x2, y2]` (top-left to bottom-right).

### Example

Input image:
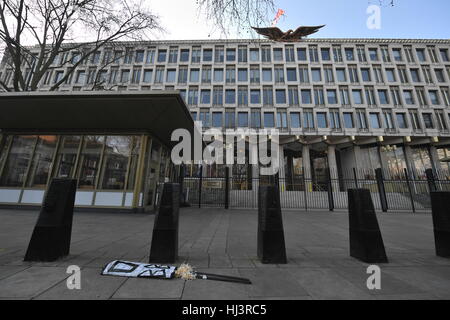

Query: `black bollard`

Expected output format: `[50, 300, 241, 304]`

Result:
[257, 185, 287, 264]
[348, 189, 388, 263]
[24, 178, 77, 262]
[149, 183, 180, 263]
[430, 192, 450, 257]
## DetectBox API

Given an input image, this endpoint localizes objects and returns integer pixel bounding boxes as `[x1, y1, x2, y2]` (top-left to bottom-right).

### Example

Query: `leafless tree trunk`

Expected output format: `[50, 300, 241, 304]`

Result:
[0, 0, 161, 92]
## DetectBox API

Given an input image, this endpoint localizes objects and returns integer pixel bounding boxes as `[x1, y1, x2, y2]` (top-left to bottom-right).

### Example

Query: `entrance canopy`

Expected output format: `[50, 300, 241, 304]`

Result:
[0, 91, 195, 147]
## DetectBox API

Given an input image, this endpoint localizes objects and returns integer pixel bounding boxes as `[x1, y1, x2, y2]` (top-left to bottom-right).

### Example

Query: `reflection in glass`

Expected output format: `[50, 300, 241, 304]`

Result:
[0, 136, 36, 187]
[78, 136, 104, 189]
[27, 136, 58, 187]
[99, 136, 132, 190]
[54, 136, 81, 178]
[126, 137, 141, 190]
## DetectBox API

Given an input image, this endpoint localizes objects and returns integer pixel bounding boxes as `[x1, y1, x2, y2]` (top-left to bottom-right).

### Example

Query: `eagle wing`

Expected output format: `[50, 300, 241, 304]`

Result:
[290, 25, 325, 39]
[252, 27, 285, 40]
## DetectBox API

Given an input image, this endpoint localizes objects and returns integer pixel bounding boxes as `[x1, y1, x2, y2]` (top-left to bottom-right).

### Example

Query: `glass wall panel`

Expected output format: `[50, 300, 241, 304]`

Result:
[126, 136, 141, 190]
[26, 136, 58, 188]
[77, 136, 105, 189]
[0, 136, 37, 187]
[411, 147, 432, 173]
[99, 136, 133, 190]
[54, 136, 81, 178]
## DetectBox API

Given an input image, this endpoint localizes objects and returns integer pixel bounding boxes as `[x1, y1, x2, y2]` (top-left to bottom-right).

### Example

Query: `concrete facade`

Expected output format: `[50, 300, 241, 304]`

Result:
[1, 38, 450, 182]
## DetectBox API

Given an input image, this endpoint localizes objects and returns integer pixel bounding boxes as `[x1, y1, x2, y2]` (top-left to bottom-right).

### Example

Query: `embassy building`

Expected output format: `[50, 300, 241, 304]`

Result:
[0, 38, 450, 211]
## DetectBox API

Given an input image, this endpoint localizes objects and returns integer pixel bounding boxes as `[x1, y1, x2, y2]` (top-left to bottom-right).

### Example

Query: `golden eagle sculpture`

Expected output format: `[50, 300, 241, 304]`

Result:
[252, 25, 325, 42]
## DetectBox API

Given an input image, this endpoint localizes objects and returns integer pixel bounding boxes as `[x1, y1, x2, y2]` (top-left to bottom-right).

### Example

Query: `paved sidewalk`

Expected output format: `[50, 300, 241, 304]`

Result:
[0, 208, 449, 300]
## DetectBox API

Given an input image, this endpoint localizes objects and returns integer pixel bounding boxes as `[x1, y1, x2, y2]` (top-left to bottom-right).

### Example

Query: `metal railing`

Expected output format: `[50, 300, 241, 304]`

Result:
[157, 166, 450, 212]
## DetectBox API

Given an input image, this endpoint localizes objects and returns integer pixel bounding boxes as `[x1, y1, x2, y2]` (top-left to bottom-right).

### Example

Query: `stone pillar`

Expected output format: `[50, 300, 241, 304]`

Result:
[327, 145, 340, 191]
[429, 146, 443, 172]
[278, 145, 286, 192]
[404, 145, 416, 175]
[302, 144, 312, 192]
[353, 146, 364, 179]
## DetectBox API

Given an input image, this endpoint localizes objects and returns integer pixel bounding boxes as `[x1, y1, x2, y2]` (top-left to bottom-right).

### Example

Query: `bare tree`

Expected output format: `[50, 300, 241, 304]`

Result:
[197, 0, 276, 36]
[0, 0, 281, 92]
[0, 0, 161, 92]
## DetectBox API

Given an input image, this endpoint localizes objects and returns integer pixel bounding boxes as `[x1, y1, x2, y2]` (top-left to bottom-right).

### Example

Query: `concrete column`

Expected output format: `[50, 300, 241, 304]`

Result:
[353, 146, 364, 179]
[430, 145, 443, 172]
[327, 145, 340, 191]
[278, 145, 286, 191]
[403, 145, 416, 176]
[302, 144, 312, 192]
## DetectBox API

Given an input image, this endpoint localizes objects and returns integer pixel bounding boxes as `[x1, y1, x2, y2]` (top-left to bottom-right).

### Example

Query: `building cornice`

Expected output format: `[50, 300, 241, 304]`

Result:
[24, 38, 450, 50]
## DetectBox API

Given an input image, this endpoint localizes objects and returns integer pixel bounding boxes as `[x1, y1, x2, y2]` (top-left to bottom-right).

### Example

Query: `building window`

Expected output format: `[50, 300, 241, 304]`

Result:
[120, 70, 130, 83]
[214, 68, 224, 82]
[352, 90, 363, 104]
[286, 68, 297, 82]
[250, 89, 261, 104]
[263, 87, 273, 106]
[290, 112, 301, 128]
[370, 113, 381, 129]
[273, 48, 283, 61]
[304, 109, 314, 129]
[180, 49, 190, 62]
[178, 66, 188, 83]
[238, 112, 249, 127]
[131, 68, 142, 84]
[225, 110, 235, 128]
[213, 87, 223, 105]
[314, 87, 324, 105]
[203, 49, 213, 62]
[321, 48, 331, 61]
[396, 113, 407, 129]
[186, 87, 198, 105]
[317, 112, 327, 128]
[403, 90, 415, 105]
[378, 90, 389, 105]
[312, 68, 322, 82]
[276, 110, 288, 129]
[288, 87, 299, 106]
[336, 68, 346, 82]
[301, 89, 312, 104]
[274, 66, 284, 83]
[238, 87, 248, 106]
[309, 46, 319, 62]
[392, 48, 402, 62]
[250, 48, 259, 62]
[423, 113, 434, 129]
[163, 69, 175, 83]
[343, 112, 354, 128]
[345, 48, 355, 61]
[250, 66, 260, 83]
[264, 113, 275, 128]
[212, 112, 223, 127]
[251, 110, 261, 128]
[285, 46, 295, 62]
[226, 48, 236, 62]
[225, 89, 236, 104]
[226, 66, 235, 84]
[429, 91, 440, 105]
[202, 66, 212, 83]
[192, 47, 201, 63]
[157, 50, 167, 63]
[238, 46, 248, 62]
[189, 68, 200, 83]
[297, 48, 307, 61]
[201, 89, 211, 104]
[327, 90, 338, 104]
[238, 68, 248, 82]
[215, 46, 224, 63]
[275, 89, 286, 104]
[154, 67, 164, 83]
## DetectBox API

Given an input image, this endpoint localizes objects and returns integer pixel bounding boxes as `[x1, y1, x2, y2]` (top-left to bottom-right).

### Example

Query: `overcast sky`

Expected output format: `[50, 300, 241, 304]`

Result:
[151, 0, 450, 40]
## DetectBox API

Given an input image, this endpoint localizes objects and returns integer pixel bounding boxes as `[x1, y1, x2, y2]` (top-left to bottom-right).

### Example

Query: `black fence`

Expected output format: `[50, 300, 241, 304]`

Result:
[156, 166, 450, 212]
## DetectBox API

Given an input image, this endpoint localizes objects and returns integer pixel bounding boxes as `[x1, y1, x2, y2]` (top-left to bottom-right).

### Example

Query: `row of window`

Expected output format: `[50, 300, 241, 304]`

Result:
[191, 109, 450, 132]
[42, 44, 450, 67]
[175, 86, 450, 108]
[10, 63, 448, 91]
